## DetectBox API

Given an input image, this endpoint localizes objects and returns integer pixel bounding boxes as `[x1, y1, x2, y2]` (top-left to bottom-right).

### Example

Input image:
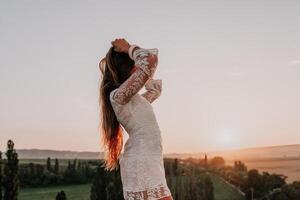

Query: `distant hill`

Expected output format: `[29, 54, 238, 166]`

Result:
[16, 149, 104, 159]
[15, 144, 300, 160]
[164, 144, 300, 161]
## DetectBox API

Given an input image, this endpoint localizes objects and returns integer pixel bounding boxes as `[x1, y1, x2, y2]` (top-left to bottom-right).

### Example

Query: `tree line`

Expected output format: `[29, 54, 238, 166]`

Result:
[2, 139, 299, 200]
[0, 139, 215, 200]
[90, 158, 215, 200]
[201, 156, 300, 200]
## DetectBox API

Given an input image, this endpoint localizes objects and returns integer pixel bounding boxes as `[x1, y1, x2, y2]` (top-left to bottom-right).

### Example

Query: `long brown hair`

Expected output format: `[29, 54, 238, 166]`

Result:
[99, 46, 134, 171]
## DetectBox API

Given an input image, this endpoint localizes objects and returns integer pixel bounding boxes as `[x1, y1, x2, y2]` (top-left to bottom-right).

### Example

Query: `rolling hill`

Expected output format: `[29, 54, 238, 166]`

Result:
[13, 144, 300, 160]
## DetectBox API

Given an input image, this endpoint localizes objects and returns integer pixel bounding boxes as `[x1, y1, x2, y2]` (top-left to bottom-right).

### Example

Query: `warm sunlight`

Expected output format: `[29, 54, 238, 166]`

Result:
[1, 1, 300, 199]
[215, 129, 239, 150]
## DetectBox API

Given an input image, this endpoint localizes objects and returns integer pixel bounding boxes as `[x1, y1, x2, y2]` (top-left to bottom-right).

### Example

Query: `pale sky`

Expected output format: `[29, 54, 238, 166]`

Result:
[1, 0, 300, 154]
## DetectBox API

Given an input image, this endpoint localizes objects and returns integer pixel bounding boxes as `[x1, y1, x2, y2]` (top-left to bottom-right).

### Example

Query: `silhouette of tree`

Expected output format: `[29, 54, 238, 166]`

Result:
[174, 158, 179, 176]
[46, 157, 51, 172]
[56, 190, 67, 200]
[204, 174, 214, 200]
[204, 154, 208, 168]
[272, 181, 300, 200]
[54, 158, 59, 175]
[90, 165, 107, 199]
[3, 140, 19, 200]
[210, 157, 225, 168]
[0, 151, 2, 200]
[245, 169, 286, 199]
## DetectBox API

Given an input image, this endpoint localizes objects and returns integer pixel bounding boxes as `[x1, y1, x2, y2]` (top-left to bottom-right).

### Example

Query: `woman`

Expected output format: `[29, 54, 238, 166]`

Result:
[99, 38, 173, 200]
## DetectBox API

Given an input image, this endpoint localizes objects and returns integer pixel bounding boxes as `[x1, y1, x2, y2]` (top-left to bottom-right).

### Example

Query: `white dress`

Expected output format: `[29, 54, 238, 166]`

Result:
[109, 46, 172, 200]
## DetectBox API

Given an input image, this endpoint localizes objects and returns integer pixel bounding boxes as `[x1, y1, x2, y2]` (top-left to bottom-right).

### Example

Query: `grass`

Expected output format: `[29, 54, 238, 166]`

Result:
[19, 184, 91, 200]
[19, 175, 245, 200]
[18, 158, 244, 200]
[210, 174, 245, 200]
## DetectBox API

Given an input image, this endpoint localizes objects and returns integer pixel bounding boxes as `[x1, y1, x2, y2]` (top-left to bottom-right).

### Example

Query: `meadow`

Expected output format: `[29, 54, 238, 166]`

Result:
[19, 184, 91, 200]
[17, 158, 300, 199]
[210, 174, 245, 200]
[19, 176, 244, 200]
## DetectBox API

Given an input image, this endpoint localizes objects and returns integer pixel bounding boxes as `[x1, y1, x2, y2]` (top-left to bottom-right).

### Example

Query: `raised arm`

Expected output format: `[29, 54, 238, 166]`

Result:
[141, 78, 162, 103]
[112, 44, 159, 105]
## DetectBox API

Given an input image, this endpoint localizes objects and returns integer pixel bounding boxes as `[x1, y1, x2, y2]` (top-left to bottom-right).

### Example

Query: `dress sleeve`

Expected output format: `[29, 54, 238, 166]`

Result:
[141, 78, 162, 103]
[111, 46, 159, 105]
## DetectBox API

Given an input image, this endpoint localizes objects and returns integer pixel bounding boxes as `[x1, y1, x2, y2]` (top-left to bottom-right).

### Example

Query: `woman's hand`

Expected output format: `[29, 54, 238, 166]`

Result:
[111, 38, 130, 54]
[145, 78, 162, 91]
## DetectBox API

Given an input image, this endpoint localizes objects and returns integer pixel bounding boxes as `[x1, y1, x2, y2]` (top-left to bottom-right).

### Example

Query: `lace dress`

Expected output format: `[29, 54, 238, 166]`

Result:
[109, 46, 172, 200]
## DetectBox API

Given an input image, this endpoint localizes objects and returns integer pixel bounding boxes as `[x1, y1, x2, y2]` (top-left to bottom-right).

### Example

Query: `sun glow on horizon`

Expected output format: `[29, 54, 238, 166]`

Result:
[214, 129, 241, 151]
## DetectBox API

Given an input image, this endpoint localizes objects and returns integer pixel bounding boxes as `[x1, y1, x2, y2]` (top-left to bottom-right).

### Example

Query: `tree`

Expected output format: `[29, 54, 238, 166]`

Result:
[244, 169, 286, 199]
[77, 160, 82, 172]
[90, 165, 107, 200]
[276, 181, 300, 200]
[173, 158, 179, 176]
[108, 169, 123, 199]
[173, 158, 179, 200]
[203, 174, 214, 200]
[234, 160, 248, 172]
[46, 157, 51, 172]
[204, 154, 208, 167]
[54, 158, 59, 175]
[190, 174, 215, 200]
[245, 169, 263, 199]
[56, 191, 67, 200]
[3, 140, 19, 200]
[0, 151, 2, 200]
[210, 157, 225, 168]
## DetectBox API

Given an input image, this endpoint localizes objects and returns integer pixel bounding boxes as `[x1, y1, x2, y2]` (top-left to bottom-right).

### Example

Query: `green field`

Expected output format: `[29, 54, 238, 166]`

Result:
[20, 184, 91, 200]
[18, 159, 244, 200]
[19, 176, 244, 200]
[210, 174, 245, 200]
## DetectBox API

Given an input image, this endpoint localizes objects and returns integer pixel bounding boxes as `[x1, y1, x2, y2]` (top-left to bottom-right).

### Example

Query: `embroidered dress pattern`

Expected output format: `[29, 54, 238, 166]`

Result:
[109, 46, 171, 200]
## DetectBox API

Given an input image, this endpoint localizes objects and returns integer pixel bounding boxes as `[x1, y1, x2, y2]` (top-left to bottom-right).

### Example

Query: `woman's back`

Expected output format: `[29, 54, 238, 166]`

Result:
[110, 87, 163, 156]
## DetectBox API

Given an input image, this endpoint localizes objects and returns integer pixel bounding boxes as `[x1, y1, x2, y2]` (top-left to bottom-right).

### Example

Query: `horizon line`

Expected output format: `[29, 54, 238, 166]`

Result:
[2, 143, 299, 154]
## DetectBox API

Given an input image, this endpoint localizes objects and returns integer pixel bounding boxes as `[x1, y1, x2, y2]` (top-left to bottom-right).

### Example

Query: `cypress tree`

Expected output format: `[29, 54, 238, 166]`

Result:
[3, 140, 19, 200]
[67, 161, 71, 170]
[54, 158, 59, 175]
[72, 159, 77, 170]
[174, 158, 179, 176]
[204, 154, 208, 169]
[173, 158, 179, 200]
[77, 160, 82, 172]
[46, 157, 51, 172]
[234, 160, 238, 170]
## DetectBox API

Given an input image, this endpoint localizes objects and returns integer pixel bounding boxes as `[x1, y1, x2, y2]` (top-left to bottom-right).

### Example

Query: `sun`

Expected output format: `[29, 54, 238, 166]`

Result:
[216, 129, 239, 150]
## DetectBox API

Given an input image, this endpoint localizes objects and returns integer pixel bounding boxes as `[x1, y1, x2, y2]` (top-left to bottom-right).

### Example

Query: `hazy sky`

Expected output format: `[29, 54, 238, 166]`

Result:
[1, 0, 300, 153]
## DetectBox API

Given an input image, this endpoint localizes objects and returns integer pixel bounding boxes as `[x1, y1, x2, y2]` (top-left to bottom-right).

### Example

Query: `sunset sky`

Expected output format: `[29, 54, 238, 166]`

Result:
[1, 0, 300, 154]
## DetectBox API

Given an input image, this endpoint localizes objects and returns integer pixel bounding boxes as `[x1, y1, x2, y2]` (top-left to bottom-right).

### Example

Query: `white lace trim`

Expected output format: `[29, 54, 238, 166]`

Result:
[124, 184, 172, 200]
